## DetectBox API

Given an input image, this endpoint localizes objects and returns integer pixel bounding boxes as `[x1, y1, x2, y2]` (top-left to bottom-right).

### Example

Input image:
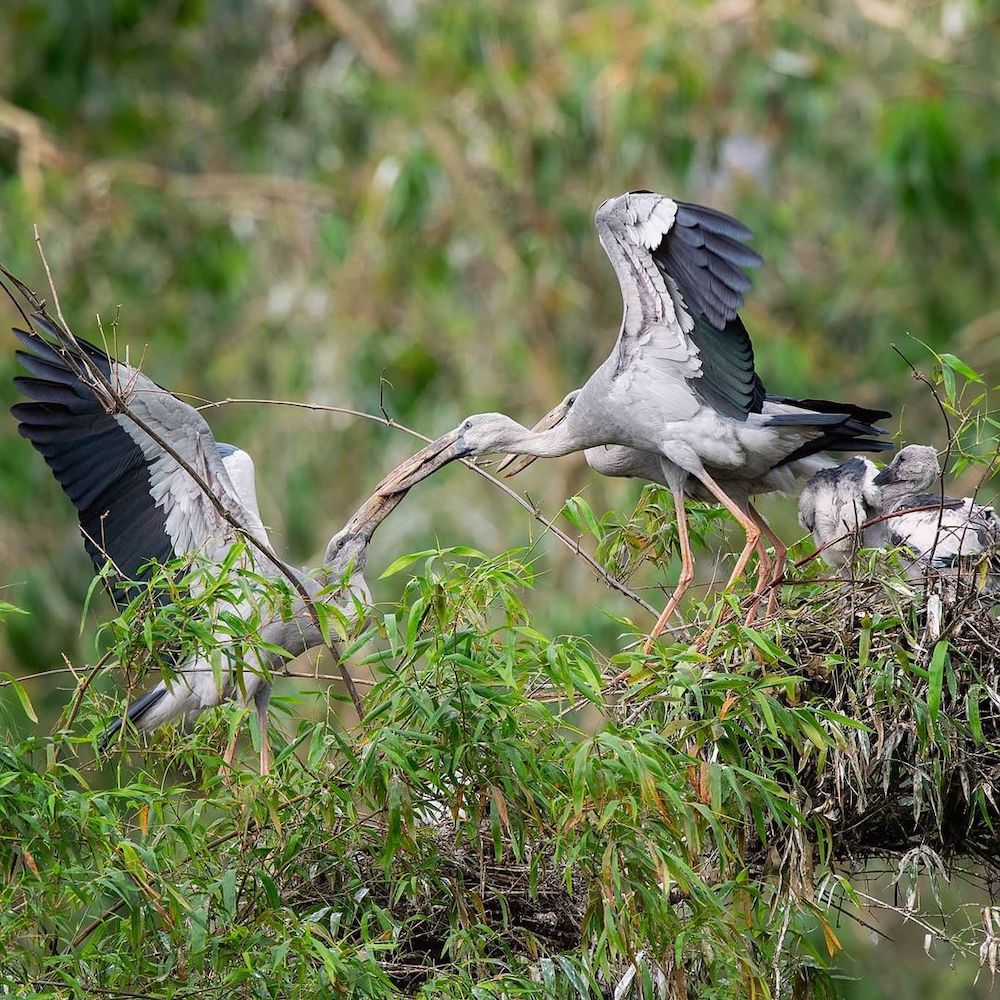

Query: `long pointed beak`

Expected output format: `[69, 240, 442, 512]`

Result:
[376, 427, 470, 495]
[344, 489, 406, 539]
[496, 399, 572, 478]
[872, 466, 896, 487]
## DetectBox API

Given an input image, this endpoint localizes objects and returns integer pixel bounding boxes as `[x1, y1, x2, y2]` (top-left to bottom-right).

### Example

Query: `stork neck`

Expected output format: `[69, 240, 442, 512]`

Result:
[510, 416, 589, 458]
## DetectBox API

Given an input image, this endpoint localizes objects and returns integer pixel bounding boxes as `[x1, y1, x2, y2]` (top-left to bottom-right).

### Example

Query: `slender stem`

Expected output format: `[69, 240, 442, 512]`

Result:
[32, 223, 69, 331]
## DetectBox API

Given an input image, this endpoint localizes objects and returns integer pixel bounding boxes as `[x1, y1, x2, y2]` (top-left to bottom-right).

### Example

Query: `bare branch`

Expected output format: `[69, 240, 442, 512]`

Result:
[197, 396, 657, 617]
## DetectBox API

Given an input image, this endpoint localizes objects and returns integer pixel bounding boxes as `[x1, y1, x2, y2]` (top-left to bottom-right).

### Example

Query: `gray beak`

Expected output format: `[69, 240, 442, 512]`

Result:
[496, 397, 572, 478]
[377, 427, 470, 494]
[872, 465, 896, 487]
[344, 490, 403, 539]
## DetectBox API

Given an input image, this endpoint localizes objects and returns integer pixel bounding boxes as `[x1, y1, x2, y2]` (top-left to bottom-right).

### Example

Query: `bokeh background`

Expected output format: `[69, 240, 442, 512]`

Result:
[0, 2, 997, 993]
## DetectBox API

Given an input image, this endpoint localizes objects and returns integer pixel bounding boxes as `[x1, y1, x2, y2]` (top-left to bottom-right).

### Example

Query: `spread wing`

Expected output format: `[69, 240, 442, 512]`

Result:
[595, 191, 764, 420]
[11, 314, 274, 602]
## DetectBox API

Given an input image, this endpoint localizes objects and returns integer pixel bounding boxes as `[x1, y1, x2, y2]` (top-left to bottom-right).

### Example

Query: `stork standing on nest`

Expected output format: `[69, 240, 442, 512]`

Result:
[384, 191, 892, 646]
[10, 302, 407, 773]
[499, 389, 892, 617]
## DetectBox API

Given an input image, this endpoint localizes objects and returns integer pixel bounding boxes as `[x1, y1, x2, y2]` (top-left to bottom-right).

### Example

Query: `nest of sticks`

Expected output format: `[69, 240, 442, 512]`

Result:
[779, 571, 1000, 870]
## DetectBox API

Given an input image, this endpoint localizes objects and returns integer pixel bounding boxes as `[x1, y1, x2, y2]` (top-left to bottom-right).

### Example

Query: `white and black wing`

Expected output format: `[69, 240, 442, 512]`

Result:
[595, 191, 764, 420]
[11, 314, 273, 600]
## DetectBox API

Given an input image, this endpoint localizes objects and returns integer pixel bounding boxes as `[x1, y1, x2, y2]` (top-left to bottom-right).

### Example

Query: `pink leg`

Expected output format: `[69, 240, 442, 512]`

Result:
[697, 473, 761, 595]
[749, 504, 786, 618]
[686, 473, 762, 647]
[643, 481, 695, 653]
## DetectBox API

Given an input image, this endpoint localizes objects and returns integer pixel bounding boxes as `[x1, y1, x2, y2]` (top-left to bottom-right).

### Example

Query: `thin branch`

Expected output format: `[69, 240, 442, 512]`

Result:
[32, 224, 69, 331]
[59, 650, 116, 741]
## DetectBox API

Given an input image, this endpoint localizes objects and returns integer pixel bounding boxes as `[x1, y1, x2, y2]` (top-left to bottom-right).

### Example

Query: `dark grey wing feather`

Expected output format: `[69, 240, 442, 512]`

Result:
[650, 201, 764, 419]
[765, 394, 892, 425]
[12, 330, 175, 594]
[653, 201, 762, 330]
[11, 321, 270, 604]
[685, 314, 766, 419]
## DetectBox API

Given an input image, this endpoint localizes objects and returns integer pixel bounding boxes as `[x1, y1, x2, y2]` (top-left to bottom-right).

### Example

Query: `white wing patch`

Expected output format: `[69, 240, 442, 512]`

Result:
[627, 196, 678, 250]
[110, 361, 273, 567]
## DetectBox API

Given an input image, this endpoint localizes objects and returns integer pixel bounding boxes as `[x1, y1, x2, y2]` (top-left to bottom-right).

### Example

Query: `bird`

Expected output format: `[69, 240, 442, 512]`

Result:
[10, 305, 399, 773]
[870, 445, 999, 583]
[797, 456, 882, 573]
[498, 389, 894, 615]
[798, 445, 1000, 587]
[383, 191, 892, 644]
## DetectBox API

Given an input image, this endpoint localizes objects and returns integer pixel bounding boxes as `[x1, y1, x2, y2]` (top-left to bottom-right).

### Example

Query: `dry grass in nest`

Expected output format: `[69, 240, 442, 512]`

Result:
[776, 572, 1000, 872]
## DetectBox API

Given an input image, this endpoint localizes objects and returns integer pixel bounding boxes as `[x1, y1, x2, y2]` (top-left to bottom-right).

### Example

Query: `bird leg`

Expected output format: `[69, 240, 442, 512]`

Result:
[749, 504, 786, 619]
[643, 481, 695, 653]
[684, 472, 762, 645]
[742, 505, 780, 624]
[750, 523, 774, 598]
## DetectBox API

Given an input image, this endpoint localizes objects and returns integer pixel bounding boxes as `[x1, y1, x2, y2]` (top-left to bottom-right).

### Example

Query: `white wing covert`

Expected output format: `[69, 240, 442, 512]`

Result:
[595, 191, 765, 420]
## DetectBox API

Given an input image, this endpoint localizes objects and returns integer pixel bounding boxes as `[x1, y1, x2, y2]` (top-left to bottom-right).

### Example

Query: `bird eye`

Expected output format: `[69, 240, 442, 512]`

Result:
[462, 419, 473, 430]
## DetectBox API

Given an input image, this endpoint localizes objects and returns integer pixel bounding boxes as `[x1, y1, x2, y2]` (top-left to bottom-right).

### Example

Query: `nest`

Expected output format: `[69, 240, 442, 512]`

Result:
[284, 828, 584, 992]
[781, 574, 1000, 871]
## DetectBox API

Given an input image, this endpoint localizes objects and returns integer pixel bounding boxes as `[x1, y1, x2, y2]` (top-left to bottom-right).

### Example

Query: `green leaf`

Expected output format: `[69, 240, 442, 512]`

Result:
[928, 640, 948, 727]
[221, 869, 236, 918]
[940, 352, 983, 383]
[967, 684, 984, 744]
[378, 549, 437, 579]
[2, 674, 38, 723]
[563, 496, 602, 540]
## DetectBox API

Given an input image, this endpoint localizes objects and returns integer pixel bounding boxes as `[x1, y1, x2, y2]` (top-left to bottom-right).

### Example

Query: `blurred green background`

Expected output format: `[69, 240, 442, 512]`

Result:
[0, 1, 997, 990]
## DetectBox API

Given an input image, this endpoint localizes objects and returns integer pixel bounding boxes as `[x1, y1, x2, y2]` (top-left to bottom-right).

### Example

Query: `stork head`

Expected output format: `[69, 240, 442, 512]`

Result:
[322, 527, 372, 605]
[497, 389, 580, 477]
[323, 527, 369, 579]
[872, 445, 940, 496]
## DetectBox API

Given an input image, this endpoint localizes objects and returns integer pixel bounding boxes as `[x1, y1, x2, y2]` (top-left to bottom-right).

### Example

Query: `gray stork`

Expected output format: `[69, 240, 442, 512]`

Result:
[871, 445, 999, 581]
[11, 310, 397, 773]
[499, 389, 893, 617]
[384, 191, 891, 644]
[797, 456, 882, 573]
[799, 445, 999, 585]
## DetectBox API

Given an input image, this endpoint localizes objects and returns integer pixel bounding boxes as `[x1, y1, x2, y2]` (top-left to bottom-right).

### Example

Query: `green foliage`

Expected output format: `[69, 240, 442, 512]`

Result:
[3, 517, 999, 996]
